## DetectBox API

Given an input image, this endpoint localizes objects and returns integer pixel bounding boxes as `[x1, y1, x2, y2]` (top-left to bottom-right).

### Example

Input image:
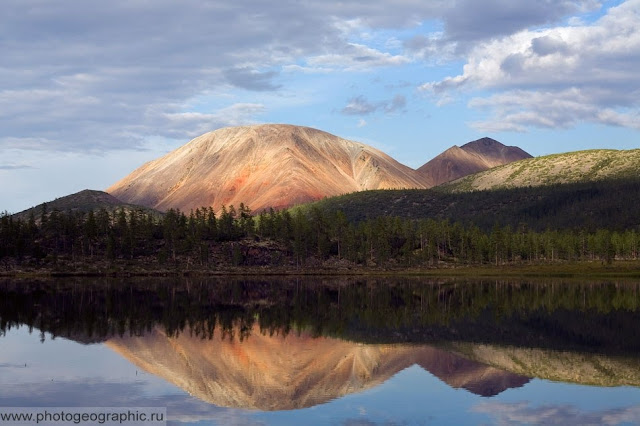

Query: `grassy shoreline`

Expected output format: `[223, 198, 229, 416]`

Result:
[2, 260, 640, 279]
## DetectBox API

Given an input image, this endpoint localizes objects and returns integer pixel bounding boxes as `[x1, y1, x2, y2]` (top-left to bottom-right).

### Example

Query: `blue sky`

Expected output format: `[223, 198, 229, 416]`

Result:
[1, 0, 639, 213]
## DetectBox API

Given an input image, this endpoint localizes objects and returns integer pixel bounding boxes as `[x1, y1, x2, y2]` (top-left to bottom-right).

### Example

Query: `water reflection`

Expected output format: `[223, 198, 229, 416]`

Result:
[107, 324, 529, 410]
[449, 342, 640, 388]
[1, 277, 640, 416]
[3, 277, 640, 352]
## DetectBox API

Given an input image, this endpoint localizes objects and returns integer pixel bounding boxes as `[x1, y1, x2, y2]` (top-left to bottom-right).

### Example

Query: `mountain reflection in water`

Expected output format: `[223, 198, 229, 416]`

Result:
[107, 324, 529, 410]
[1, 277, 640, 411]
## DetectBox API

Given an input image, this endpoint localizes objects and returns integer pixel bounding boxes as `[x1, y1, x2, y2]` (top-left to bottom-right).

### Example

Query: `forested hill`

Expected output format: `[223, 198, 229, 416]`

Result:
[298, 178, 640, 232]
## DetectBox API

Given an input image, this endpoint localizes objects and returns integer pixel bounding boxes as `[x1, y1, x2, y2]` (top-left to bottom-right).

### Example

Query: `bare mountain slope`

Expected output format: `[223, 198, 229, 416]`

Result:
[107, 124, 428, 212]
[444, 149, 640, 192]
[461, 137, 532, 166]
[418, 137, 532, 187]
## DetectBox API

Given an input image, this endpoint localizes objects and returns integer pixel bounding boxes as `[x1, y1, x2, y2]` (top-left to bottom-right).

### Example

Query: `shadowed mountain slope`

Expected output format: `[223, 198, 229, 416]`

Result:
[296, 177, 640, 231]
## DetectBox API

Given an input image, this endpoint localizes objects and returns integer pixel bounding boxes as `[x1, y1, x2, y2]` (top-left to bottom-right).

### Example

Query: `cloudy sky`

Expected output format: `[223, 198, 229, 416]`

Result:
[1, 0, 639, 213]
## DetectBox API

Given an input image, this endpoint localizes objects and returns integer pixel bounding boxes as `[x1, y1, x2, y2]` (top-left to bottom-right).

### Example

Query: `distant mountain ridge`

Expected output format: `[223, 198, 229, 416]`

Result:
[12, 189, 160, 222]
[8, 125, 535, 216]
[418, 137, 532, 187]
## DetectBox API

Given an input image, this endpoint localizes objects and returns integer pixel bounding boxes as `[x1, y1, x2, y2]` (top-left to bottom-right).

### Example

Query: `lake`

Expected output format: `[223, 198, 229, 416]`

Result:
[1, 277, 640, 425]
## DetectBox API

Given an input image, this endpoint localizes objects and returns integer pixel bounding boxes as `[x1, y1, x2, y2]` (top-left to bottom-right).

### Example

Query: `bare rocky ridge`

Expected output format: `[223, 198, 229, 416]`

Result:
[107, 124, 428, 213]
[417, 137, 532, 187]
[106, 325, 529, 410]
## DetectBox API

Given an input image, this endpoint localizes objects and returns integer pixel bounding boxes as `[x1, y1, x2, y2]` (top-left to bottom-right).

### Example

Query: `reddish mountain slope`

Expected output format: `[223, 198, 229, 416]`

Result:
[107, 124, 427, 212]
[418, 137, 532, 187]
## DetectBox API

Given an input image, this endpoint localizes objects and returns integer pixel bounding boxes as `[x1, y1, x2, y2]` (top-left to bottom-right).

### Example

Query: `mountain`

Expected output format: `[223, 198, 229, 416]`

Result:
[444, 148, 640, 192]
[461, 137, 532, 165]
[107, 124, 428, 213]
[11, 189, 161, 222]
[107, 325, 529, 410]
[417, 137, 532, 187]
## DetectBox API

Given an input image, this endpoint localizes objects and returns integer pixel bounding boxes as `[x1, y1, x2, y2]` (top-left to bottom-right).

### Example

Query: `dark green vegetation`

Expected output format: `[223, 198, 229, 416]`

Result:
[1, 192, 640, 274]
[300, 177, 640, 232]
[2, 278, 640, 355]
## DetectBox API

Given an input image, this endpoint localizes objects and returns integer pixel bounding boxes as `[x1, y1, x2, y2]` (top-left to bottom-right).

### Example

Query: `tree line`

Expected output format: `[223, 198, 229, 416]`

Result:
[1, 202, 639, 270]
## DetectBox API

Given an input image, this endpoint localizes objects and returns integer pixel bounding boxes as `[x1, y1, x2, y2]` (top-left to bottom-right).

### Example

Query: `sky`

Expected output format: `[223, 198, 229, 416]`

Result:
[1, 0, 639, 213]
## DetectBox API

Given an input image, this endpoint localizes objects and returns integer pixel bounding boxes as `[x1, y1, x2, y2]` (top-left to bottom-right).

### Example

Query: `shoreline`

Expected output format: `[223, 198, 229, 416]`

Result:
[2, 260, 640, 279]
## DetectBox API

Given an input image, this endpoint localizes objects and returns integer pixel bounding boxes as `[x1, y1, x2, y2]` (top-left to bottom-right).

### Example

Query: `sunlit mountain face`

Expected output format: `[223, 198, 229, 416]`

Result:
[107, 124, 429, 213]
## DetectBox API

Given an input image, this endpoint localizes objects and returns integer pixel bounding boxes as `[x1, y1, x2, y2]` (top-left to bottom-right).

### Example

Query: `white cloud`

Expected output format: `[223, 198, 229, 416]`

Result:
[0, 0, 423, 153]
[0, 0, 628, 153]
[0, 163, 33, 170]
[422, 0, 640, 131]
[341, 94, 407, 116]
[568, 16, 586, 26]
[160, 103, 266, 138]
[342, 96, 380, 115]
[223, 68, 282, 91]
[467, 88, 640, 132]
[307, 43, 410, 71]
[281, 64, 334, 74]
[441, 0, 601, 45]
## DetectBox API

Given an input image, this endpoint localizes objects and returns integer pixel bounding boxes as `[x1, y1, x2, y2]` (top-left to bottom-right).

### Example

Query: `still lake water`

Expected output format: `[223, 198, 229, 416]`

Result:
[1, 277, 640, 425]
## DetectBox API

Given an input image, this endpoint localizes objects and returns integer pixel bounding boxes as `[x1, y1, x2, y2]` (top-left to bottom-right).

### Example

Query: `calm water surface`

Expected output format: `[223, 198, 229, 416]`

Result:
[1, 277, 640, 425]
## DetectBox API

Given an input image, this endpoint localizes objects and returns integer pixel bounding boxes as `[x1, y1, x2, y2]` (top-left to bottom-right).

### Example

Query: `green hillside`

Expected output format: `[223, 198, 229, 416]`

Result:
[444, 149, 640, 192]
[296, 177, 640, 232]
